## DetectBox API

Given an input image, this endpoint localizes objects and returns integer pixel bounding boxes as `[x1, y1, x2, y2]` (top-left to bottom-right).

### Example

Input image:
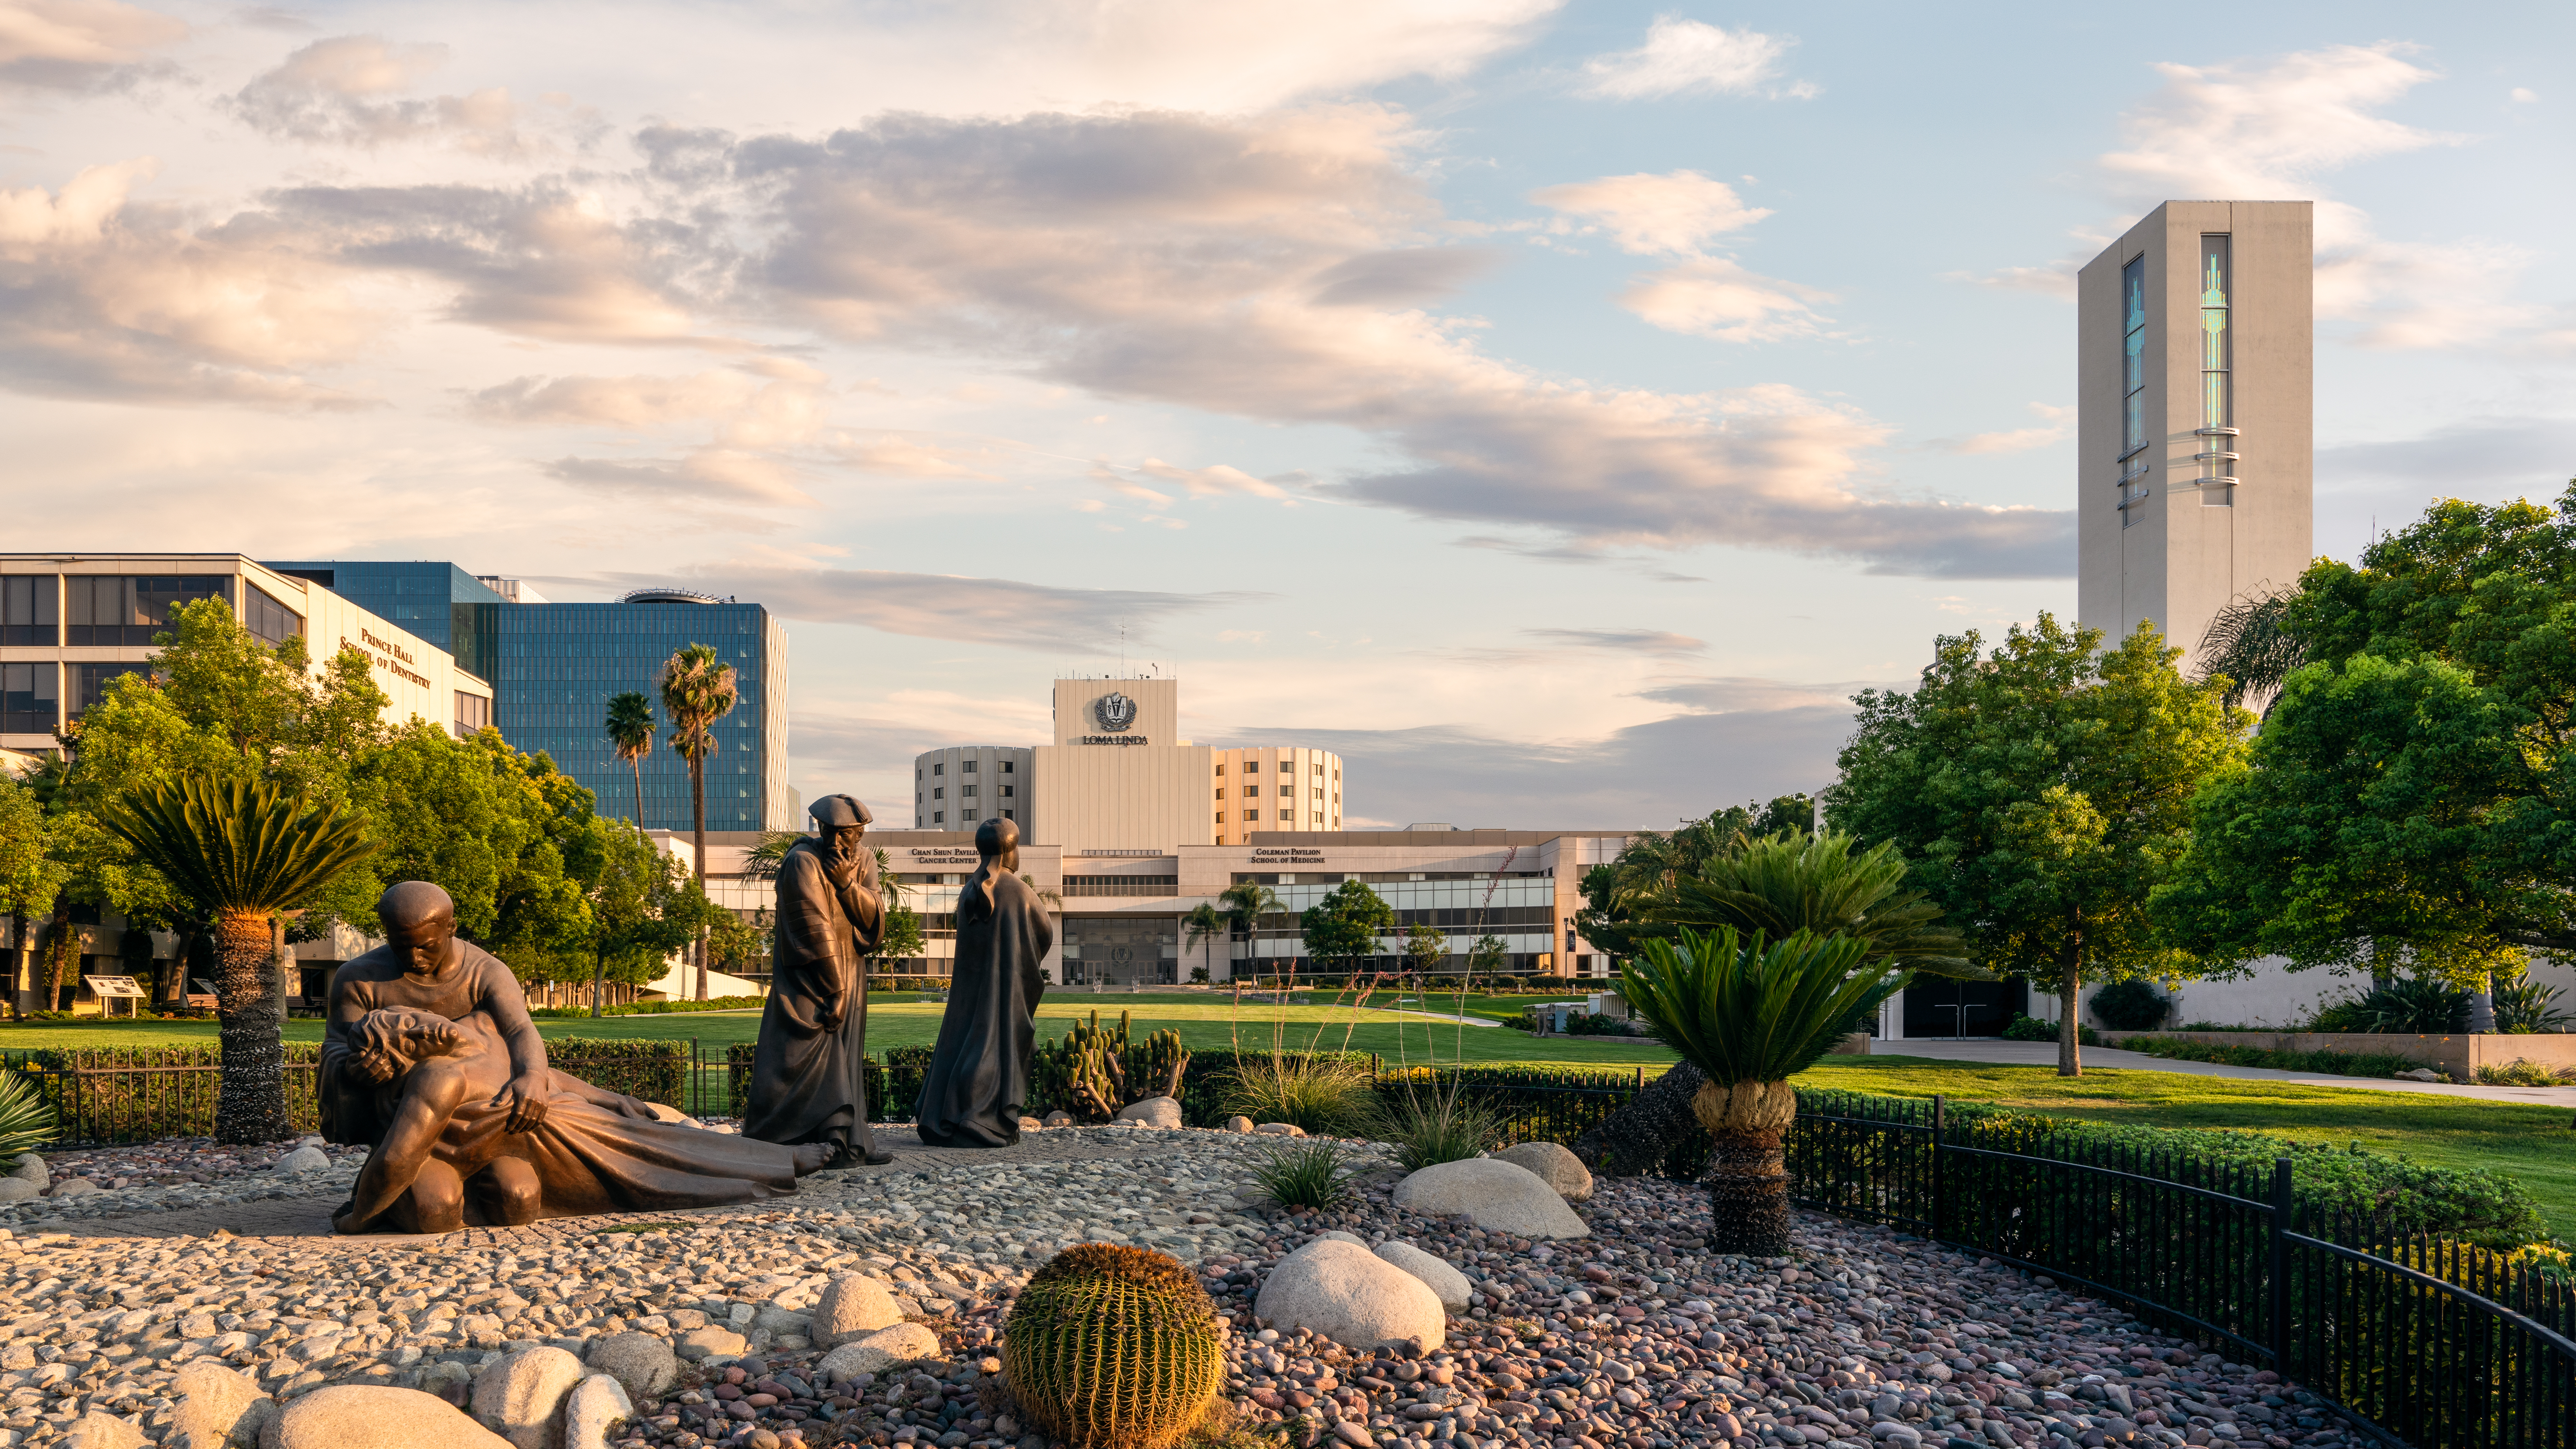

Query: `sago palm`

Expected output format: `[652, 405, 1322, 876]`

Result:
[658, 644, 738, 1000]
[603, 691, 656, 825]
[1652, 829, 1984, 978]
[1619, 925, 1909, 1256]
[101, 776, 374, 1143]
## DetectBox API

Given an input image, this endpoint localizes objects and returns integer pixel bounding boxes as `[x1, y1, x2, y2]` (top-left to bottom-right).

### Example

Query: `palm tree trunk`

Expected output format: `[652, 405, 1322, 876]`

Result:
[213, 909, 291, 1143]
[691, 757, 708, 1001]
[632, 760, 645, 827]
[1695, 1079, 1796, 1256]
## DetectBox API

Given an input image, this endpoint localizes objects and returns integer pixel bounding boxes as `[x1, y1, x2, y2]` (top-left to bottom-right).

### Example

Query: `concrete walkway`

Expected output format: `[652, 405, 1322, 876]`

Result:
[1869, 1037, 2576, 1106]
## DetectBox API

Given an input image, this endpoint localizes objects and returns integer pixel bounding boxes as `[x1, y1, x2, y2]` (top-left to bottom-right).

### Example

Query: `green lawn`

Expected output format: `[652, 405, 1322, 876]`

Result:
[1799, 1055, 2576, 1242]
[0, 990, 1676, 1069]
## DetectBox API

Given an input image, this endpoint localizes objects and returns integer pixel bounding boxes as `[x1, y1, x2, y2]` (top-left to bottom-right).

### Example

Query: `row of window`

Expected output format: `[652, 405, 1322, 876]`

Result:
[1218, 810, 1331, 824]
[1, 661, 153, 732]
[923, 808, 1018, 826]
[1217, 761, 1337, 779]
[924, 759, 1017, 776]
[923, 784, 1014, 800]
[0, 576, 303, 648]
[1216, 786, 1333, 801]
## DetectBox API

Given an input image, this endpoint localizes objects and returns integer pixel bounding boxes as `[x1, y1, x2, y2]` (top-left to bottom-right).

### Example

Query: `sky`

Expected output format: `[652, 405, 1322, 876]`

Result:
[4, 0, 2572, 830]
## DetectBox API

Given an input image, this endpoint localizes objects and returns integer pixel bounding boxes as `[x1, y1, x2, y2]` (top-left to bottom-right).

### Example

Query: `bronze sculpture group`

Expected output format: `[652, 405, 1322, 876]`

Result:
[322, 796, 1051, 1234]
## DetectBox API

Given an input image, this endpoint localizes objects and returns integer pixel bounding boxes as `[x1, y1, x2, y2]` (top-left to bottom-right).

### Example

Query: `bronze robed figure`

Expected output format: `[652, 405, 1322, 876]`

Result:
[320, 881, 828, 1234]
[914, 816, 1054, 1148]
[744, 793, 893, 1166]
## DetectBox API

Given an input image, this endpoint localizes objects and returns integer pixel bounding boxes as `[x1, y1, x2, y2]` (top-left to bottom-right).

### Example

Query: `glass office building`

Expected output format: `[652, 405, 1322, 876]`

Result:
[265, 566, 794, 833]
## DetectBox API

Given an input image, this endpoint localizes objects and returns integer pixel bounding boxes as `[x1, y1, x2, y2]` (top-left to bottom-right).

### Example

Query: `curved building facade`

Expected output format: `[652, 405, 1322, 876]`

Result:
[911, 745, 1035, 830]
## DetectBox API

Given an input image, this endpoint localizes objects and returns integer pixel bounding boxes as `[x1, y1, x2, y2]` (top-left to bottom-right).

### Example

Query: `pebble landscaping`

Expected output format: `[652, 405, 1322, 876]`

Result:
[0, 1125, 2368, 1449]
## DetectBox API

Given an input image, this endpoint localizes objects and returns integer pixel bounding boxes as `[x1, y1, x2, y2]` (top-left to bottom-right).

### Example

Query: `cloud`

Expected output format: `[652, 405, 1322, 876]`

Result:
[1934, 402, 2073, 456]
[546, 450, 815, 508]
[1531, 170, 1769, 255]
[2094, 43, 2535, 350]
[0, 157, 383, 406]
[0, 0, 184, 90]
[1630, 675, 1880, 712]
[1575, 17, 1798, 101]
[1616, 257, 1834, 342]
[1131, 457, 1295, 499]
[1308, 247, 1500, 305]
[593, 565, 1265, 652]
[232, 35, 527, 154]
[2319, 416, 2576, 490]
[1521, 628, 1705, 655]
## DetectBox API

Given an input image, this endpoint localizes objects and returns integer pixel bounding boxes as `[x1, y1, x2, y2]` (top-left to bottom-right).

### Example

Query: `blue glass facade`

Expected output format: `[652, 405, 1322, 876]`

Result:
[262, 561, 792, 833]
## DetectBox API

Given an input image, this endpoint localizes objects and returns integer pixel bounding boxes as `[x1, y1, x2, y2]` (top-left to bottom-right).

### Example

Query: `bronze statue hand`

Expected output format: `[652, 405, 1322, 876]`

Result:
[498, 1071, 551, 1134]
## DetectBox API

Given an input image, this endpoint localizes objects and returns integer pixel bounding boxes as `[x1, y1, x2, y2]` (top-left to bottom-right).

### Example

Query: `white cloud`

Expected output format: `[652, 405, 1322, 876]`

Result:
[592, 564, 1265, 652]
[1935, 402, 2073, 456]
[1575, 16, 1798, 100]
[233, 35, 527, 154]
[0, 0, 183, 88]
[1616, 258, 1834, 343]
[1530, 170, 1770, 254]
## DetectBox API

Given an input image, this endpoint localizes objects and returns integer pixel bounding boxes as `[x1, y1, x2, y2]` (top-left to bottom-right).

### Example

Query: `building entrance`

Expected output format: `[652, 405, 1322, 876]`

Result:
[1901, 977, 2028, 1038]
[1061, 916, 1178, 986]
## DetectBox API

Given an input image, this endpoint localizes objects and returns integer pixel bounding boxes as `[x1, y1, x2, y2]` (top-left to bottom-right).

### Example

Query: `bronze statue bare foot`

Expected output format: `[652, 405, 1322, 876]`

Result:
[790, 1142, 835, 1175]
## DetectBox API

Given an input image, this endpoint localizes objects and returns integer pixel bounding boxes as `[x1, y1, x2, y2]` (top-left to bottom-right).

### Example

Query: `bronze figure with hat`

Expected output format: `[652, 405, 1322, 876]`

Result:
[744, 792, 896, 1165]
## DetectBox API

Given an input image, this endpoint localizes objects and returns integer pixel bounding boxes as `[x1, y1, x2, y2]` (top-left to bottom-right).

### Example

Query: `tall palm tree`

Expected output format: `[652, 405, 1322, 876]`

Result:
[2194, 589, 2305, 716]
[1182, 902, 1226, 982]
[603, 691, 656, 825]
[1620, 925, 1907, 1255]
[658, 644, 738, 1000]
[1218, 881, 1281, 980]
[101, 776, 374, 1143]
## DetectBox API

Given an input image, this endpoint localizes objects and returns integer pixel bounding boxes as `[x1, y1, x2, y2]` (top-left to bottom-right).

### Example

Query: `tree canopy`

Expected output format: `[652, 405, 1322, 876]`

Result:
[1300, 878, 1394, 972]
[1825, 614, 2250, 1073]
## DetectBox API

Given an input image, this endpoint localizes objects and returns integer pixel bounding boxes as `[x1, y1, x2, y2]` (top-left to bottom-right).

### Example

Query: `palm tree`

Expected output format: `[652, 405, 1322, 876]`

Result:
[1182, 902, 1226, 982]
[101, 776, 374, 1143]
[1619, 925, 1908, 1255]
[1651, 829, 1985, 978]
[1218, 881, 1281, 981]
[658, 644, 738, 1000]
[603, 692, 656, 825]
[2194, 589, 2305, 716]
[741, 830, 805, 883]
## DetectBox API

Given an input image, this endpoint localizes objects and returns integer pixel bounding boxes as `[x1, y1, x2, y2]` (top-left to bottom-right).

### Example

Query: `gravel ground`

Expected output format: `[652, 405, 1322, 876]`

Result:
[0, 1140, 366, 1225]
[0, 1127, 2366, 1449]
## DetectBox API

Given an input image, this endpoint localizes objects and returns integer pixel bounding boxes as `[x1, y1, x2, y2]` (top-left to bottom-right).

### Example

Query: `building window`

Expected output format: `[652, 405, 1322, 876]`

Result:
[932, 787, 943, 799]
[1000, 760, 1013, 774]
[66, 576, 225, 646]
[1214, 763, 1225, 775]
[933, 762, 943, 775]
[1216, 812, 1226, 824]
[1, 662, 57, 734]
[1246, 809, 1260, 821]
[75, 663, 151, 716]
[2117, 253, 2151, 524]
[962, 784, 978, 797]
[1001, 809, 1013, 821]
[999, 784, 1013, 798]
[1, 577, 57, 646]
[454, 690, 490, 738]
[1278, 784, 1291, 796]
[1214, 788, 1225, 800]
[963, 759, 976, 773]
[2198, 235, 2235, 507]
[1278, 760, 1292, 772]
[243, 583, 303, 647]
[933, 811, 944, 824]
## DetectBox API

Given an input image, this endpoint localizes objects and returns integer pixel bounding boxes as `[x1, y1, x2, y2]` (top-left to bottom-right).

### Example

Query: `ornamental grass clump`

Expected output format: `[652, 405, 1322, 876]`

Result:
[1001, 1243, 1226, 1449]
[1248, 1138, 1356, 1210]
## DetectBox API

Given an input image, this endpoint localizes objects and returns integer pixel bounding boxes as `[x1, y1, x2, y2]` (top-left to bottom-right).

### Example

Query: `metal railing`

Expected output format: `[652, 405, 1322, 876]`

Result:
[1787, 1090, 2576, 1449]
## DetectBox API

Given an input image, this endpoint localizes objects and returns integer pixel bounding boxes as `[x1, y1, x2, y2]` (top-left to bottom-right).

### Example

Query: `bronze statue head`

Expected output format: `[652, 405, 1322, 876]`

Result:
[976, 816, 1020, 873]
[380, 881, 460, 980]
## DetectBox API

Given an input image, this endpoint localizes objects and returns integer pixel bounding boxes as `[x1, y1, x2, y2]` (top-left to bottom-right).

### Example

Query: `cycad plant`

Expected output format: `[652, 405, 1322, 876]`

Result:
[101, 776, 374, 1142]
[603, 691, 656, 825]
[657, 644, 738, 1000]
[1651, 829, 1983, 978]
[1620, 925, 1909, 1255]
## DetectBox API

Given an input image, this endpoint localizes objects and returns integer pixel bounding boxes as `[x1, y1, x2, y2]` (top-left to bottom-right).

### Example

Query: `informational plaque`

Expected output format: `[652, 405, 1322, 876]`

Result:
[83, 976, 147, 998]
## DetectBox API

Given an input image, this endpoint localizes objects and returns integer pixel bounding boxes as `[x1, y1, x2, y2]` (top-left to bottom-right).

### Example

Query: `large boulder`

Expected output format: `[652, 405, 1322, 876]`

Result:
[172, 1360, 271, 1448]
[582, 1333, 679, 1403]
[1372, 1241, 1472, 1312]
[561, 1375, 635, 1449]
[272, 1386, 511, 1449]
[0, 1177, 38, 1204]
[470, 1345, 586, 1449]
[1113, 1096, 1182, 1129]
[1254, 1239, 1446, 1352]
[7, 1153, 46, 1187]
[810, 1273, 906, 1346]
[1392, 1159, 1588, 1239]
[64, 1411, 147, 1449]
[816, 1322, 942, 1382]
[1494, 1141, 1593, 1202]
[275, 1145, 330, 1173]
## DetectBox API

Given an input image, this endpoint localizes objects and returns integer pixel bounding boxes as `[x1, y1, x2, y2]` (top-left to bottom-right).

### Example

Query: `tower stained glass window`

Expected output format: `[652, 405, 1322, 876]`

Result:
[2119, 255, 2149, 525]
[2197, 235, 2235, 506]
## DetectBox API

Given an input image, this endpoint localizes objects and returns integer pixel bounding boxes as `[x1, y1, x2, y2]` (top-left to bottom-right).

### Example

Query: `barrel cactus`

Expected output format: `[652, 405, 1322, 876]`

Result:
[1002, 1244, 1224, 1448]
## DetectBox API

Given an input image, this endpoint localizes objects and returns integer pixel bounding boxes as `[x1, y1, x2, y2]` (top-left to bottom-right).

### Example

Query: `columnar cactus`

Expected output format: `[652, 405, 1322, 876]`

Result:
[1001, 1244, 1225, 1449]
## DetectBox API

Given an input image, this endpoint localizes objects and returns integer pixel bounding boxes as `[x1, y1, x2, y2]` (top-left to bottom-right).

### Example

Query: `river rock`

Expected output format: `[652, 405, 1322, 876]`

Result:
[1225, 1115, 1253, 1133]
[582, 1332, 678, 1403]
[561, 1374, 635, 1449]
[810, 1273, 905, 1345]
[273, 1386, 512, 1449]
[64, 1410, 147, 1449]
[0, 1177, 37, 1204]
[471, 1344, 586, 1449]
[1254, 1122, 1307, 1136]
[1392, 1158, 1588, 1239]
[173, 1359, 271, 1447]
[1114, 1096, 1183, 1129]
[1254, 1238, 1445, 1352]
[5, 1153, 44, 1187]
[1373, 1240, 1472, 1312]
[275, 1145, 330, 1173]
[49, 1178, 101, 1197]
[816, 1321, 942, 1381]
[675, 1325, 747, 1362]
[1494, 1140, 1593, 1202]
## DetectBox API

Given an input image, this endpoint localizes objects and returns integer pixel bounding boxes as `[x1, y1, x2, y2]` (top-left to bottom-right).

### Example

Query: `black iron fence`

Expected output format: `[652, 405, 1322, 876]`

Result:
[1788, 1089, 2576, 1449]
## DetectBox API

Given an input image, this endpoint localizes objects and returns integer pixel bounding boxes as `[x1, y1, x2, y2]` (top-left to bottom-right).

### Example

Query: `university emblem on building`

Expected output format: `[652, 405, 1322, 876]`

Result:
[1094, 692, 1138, 732]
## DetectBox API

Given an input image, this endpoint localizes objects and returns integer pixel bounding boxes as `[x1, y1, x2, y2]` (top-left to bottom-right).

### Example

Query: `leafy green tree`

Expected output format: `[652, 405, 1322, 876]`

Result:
[658, 643, 738, 1000]
[584, 820, 694, 1016]
[1300, 878, 1394, 974]
[1826, 615, 2249, 1075]
[603, 691, 656, 825]
[1619, 925, 1907, 1254]
[0, 778, 65, 1017]
[872, 903, 926, 964]
[1466, 933, 1509, 977]
[1400, 920, 1446, 975]
[2157, 487, 2576, 997]
[102, 777, 373, 1141]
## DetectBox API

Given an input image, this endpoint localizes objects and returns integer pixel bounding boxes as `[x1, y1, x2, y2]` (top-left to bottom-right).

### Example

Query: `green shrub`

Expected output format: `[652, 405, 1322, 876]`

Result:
[2493, 979, 2572, 1034]
[2473, 1058, 2576, 1087]
[1219, 1054, 1378, 1136]
[2122, 1033, 2427, 1080]
[2330, 978, 2471, 1034]
[2088, 978, 2171, 1031]
[1248, 1139, 1356, 1210]
[1378, 1089, 1497, 1172]
[2001, 1014, 2099, 1045]
[1001, 1243, 1224, 1449]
